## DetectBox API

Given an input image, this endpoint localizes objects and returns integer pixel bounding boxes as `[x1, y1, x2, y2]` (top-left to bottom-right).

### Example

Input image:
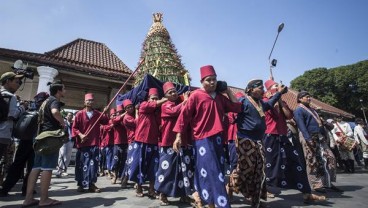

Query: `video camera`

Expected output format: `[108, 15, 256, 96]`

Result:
[12, 60, 34, 80]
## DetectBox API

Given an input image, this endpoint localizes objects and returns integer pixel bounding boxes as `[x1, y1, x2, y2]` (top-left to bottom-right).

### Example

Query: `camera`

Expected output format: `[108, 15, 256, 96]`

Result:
[271, 59, 277, 67]
[216, 80, 228, 93]
[12, 60, 34, 80]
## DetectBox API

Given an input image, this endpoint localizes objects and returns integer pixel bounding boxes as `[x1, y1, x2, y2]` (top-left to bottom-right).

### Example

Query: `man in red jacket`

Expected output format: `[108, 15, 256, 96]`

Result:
[72, 93, 108, 193]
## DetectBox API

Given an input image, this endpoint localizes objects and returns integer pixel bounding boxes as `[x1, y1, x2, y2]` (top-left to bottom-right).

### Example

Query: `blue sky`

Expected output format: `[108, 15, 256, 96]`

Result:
[1, 0, 367, 88]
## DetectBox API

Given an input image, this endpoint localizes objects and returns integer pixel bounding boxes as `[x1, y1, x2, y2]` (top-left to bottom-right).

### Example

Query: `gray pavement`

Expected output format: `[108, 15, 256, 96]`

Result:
[1, 168, 368, 208]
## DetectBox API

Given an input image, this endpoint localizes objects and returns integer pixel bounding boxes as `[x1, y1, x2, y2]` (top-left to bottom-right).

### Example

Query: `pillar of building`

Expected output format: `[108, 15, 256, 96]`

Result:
[36, 66, 59, 94]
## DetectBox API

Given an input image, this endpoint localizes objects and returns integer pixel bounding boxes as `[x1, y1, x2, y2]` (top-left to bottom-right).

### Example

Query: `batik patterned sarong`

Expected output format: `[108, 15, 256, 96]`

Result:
[263, 134, 311, 193]
[154, 146, 194, 197]
[75, 146, 99, 189]
[193, 135, 230, 208]
[230, 137, 267, 207]
[128, 141, 159, 185]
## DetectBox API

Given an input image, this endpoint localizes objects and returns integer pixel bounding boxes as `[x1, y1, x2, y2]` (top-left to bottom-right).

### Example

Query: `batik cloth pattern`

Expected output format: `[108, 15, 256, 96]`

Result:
[128, 141, 159, 185]
[105, 145, 114, 171]
[193, 135, 230, 208]
[230, 137, 267, 207]
[263, 134, 311, 193]
[122, 143, 134, 178]
[75, 146, 99, 189]
[111, 144, 128, 178]
[154, 146, 194, 197]
[302, 133, 336, 189]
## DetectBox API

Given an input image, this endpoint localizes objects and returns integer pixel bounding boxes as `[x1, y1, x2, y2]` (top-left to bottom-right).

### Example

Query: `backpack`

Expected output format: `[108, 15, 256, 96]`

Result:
[0, 89, 12, 122]
[13, 111, 39, 140]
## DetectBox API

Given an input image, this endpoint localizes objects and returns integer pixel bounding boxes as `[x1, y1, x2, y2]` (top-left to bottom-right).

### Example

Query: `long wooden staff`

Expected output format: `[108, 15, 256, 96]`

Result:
[83, 59, 144, 137]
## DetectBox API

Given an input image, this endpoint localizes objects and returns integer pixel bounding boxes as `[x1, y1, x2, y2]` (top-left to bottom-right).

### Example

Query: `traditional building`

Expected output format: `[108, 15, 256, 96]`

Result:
[0, 38, 132, 110]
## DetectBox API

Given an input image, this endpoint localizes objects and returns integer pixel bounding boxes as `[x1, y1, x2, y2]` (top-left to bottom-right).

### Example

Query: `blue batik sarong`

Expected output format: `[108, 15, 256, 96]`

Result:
[122, 143, 134, 178]
[75, 146, 99, 189]
[194, 135, 231, 208]
[128, 141, 159, 185]
[264, 134, 312, 193]
[111, 144, 128, 178]
[105, 145, 114, 171]
[154, 146, 194, 197]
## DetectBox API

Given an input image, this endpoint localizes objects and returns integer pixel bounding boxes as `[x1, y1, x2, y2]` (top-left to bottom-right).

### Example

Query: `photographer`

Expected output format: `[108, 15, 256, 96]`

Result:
[23, 81, 65, 207]
[0, 72, 28, 184]
[0, 92, 49, 197]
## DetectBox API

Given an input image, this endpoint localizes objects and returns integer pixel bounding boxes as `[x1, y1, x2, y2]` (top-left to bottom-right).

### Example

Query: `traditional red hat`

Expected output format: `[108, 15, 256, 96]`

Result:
[109, 108, 116, 115]
[264, 80, 277, 90]
[85, 93, 94, 100]
[163, 82, 175, 94]
[116, 104, 124, 112]
[123, 99, 133, 108]
[148, 88, 159, 96]
[235, 92, 245, 99]
[200, 65, 216, 80]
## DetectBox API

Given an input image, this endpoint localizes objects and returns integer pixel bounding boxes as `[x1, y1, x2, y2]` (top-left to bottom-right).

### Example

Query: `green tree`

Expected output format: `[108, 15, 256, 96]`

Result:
[134, 13, 190, 86]
[290, 60, 368, 118]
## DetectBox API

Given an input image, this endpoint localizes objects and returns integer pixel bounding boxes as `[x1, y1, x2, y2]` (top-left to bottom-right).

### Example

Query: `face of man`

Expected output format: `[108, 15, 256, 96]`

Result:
[84, 99, 94, 107]
[165, 88, 178, 102]
[336, 117, 343, 123]
[250, 86, 265, 100]
[66, 113, 73, 122]
[299, 95, 311, 105]
[201, 75, 217, 93]
[125, 105, 134, 114]
[59, 85, 66, 98]
[149, 94, 159, 102]
[6, 77, 22, 93]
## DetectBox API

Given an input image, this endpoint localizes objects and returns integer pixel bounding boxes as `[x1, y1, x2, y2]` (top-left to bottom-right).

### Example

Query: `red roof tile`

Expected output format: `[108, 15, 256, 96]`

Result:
[0, 38, 132, 79]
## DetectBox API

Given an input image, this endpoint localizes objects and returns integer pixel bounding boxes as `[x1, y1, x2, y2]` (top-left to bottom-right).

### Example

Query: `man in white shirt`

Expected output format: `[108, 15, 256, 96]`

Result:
[354, 118, 368, 169]
[331, 116, 356, 173]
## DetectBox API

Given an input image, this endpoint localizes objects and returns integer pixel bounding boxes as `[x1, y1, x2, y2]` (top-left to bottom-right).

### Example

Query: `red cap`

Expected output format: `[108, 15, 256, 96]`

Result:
[85, 93, 94, 100]
[264, 80, 277, 90]
[148, 88, 159, 96]
[116, 104, 124, 112]
[235, 92, 245, 99]
[109, 108, 116, 115]
[163, 82, 175, 94]
[123, 99, 133, 108]
[200, 65, 216, 80]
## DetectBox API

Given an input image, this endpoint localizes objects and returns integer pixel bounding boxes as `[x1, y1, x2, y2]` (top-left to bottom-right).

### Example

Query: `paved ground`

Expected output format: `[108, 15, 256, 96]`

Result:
[1, 168, 368, 208]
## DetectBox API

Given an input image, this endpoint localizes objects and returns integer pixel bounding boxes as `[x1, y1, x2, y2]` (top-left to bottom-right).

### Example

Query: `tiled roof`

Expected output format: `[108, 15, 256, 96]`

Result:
[229, 86, 354, 118]
[0, 38, 132, 79]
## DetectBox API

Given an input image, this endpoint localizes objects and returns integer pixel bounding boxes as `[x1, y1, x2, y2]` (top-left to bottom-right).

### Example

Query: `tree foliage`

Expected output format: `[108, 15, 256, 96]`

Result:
[290, 60, 368, 118]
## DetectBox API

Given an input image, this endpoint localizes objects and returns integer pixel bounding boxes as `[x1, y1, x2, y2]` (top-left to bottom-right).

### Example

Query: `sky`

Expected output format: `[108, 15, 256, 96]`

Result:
[1, 0, 367, 88]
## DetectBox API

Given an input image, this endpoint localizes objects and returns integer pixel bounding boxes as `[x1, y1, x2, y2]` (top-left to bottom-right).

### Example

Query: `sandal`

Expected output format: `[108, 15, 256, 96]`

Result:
[304, 193, 326, 204]
[89, 184, 101, 193]
[160, 194, 169, 206]
[148, 191, 158, 199]
[38, 199, 62, 207]
[136, 185, 144, 197]
[21, 199, 39, 208]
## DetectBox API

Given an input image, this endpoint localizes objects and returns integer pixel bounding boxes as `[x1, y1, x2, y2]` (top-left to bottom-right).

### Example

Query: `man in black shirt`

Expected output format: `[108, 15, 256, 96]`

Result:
[22, 81, 66, 207]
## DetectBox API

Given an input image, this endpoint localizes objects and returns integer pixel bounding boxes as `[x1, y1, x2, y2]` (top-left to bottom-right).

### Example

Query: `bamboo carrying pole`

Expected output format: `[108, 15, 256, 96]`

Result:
[83, 59, 144, 138]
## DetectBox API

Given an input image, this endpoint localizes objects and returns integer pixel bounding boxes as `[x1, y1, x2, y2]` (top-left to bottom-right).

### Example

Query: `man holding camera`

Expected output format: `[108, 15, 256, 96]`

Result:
[0, 72, 28, 184]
